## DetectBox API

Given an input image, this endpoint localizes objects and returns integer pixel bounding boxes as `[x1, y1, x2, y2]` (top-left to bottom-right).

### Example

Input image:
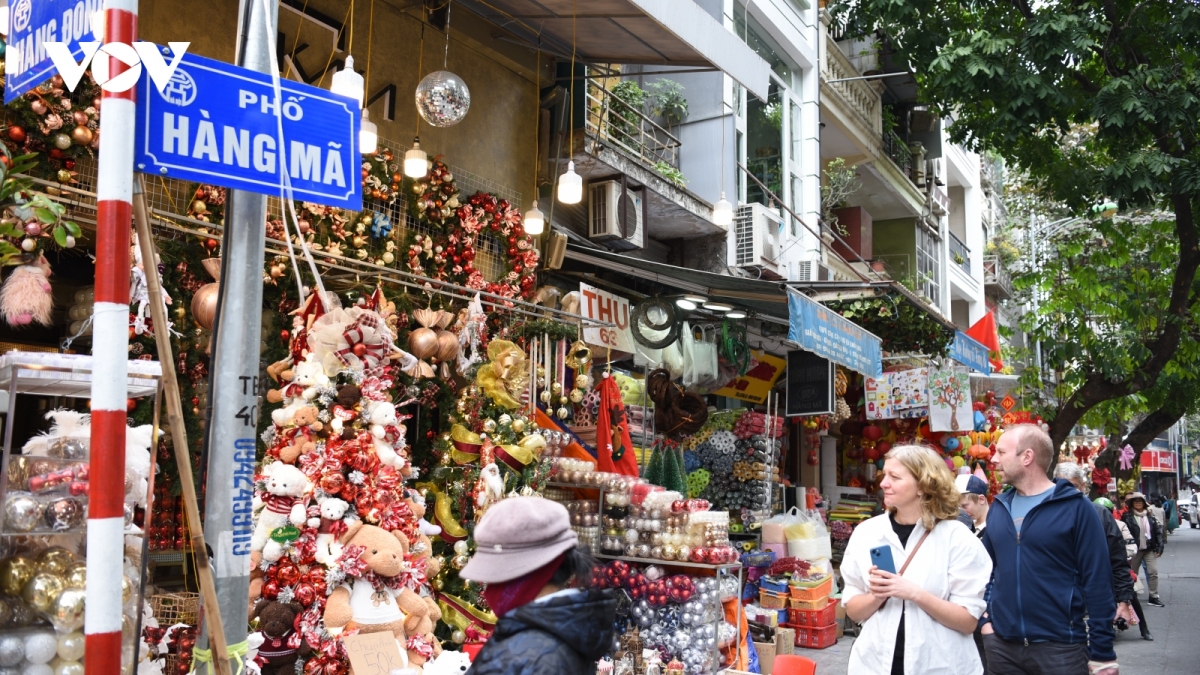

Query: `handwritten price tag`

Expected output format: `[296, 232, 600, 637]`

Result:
[342, 632, 407, 675]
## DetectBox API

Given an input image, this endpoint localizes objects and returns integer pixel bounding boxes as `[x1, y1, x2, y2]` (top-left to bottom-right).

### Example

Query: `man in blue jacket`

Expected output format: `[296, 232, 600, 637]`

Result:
[980, 424, 1118, 675]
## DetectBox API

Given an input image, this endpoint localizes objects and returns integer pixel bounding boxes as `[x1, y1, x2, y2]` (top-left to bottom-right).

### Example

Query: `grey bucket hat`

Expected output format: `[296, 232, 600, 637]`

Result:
[460, 496, 579, 584]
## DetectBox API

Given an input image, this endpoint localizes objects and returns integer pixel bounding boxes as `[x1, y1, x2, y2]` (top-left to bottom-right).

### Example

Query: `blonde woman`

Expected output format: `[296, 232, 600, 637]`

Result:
[842, 445, 992, 675]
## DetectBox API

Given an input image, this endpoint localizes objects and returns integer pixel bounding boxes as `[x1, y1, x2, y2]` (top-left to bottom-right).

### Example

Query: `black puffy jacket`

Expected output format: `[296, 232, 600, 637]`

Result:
[467, 590, 617, 675]
[1094, 502, 1135, 604]
[1122, 508, 1163, 554]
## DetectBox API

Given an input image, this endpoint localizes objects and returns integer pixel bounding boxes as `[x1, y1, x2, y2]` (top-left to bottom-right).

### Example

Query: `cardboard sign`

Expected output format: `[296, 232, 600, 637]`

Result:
[342, 632, 407, 675]
[713, 351, 786, 404]
[580, 281, 634, 353]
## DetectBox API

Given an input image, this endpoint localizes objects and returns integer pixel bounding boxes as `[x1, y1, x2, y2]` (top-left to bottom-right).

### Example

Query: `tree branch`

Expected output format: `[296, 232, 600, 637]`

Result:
[1122, 406, 1186, 453]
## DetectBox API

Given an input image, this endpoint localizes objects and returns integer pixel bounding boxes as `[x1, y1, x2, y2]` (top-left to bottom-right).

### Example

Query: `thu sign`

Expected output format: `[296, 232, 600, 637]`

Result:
[580, 282, 634, 353]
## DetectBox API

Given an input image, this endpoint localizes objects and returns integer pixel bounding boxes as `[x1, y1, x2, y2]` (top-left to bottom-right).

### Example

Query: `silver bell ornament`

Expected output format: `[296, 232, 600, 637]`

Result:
[415, 71, 471, 127]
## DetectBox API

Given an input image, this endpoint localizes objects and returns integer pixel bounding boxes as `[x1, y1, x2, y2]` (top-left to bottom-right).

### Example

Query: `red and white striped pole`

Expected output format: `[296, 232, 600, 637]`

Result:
[86, 1, 137, 673]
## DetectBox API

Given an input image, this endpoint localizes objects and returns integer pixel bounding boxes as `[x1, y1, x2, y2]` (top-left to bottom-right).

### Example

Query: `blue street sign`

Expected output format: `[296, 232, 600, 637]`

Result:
[4, 0, 102, 103]
[787, 288, 883, 378]
[950, 330, 991, 374]
[134, 50, 361, 210]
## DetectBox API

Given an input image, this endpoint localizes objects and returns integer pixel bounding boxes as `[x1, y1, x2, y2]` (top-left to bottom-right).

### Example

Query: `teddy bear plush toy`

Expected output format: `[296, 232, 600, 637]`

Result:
[397, 588, 443, 667]
[250, 599, 305, 675]
[252, 462, 310, 562]
[364, 400, 407, 470]
[323, 522, 415, 665]
[310, 497, 357, 564]
[278, 406, 321, 463]
[422, 649, 470, 675]
[271, 354, 330, 426]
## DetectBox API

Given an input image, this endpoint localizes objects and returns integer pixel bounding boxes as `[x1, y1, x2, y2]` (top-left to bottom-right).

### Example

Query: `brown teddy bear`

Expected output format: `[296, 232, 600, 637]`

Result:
[251, 599, 304, 675]
[397, 588, 443, 667]
[265, 357, 295, 403]
[322, 522, 413, 657]
[279, 407, 322, 463]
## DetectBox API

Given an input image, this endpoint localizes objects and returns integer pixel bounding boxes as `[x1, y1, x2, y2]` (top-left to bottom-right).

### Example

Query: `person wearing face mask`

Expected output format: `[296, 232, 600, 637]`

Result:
[841, 444, 992, 675]
[1120, 492, 1164, 608]
[981, 425, 1117, 675]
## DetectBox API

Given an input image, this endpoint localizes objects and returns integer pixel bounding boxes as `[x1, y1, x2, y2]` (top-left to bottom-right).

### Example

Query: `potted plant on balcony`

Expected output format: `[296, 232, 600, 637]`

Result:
[647, 79, 689, 131]
[609, 80, 648, 149]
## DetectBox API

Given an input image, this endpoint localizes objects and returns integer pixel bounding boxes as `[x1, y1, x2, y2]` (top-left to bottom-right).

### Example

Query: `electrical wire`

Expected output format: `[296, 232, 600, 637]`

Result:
[365, 0, 375, 94]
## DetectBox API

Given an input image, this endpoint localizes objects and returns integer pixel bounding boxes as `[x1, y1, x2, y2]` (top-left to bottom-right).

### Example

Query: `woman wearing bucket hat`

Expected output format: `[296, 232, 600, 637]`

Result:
[460, 497, 617, 674]
[1121, 491, 1164, 607]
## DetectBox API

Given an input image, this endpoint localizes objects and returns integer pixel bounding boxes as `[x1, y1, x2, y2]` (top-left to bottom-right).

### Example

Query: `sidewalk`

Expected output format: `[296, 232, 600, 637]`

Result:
[784, 526, 1200, 673]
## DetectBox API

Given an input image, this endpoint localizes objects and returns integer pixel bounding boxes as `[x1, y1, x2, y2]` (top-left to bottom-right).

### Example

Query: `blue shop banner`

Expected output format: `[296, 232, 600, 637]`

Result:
[4, 0, 102, 102]
[950, 330, 991, 374]
[135, 50, 362, 210]
[787, 288, 883, 378]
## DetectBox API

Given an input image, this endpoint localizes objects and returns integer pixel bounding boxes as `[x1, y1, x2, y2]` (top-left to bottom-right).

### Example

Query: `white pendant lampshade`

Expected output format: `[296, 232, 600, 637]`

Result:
[331, 55, 365, 107]
[523, 200, 545, 235]
[713, 192, 734, 226]
[557, 161, 583, 204]
[404, 138, 429, 178]
[359, 109, 378, 154]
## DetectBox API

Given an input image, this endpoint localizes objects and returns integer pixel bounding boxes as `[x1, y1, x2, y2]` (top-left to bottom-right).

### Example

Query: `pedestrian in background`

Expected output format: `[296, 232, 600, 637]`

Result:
[1163, 493, 1178, 533]
[1052, 462, 1144, 641]
[1096, 496, 1152, 641]
[1121, 492, 1164, 608]
[957, 473, 992, 671]
[981, 425, 1117, 675]
[1149, 496, 1168, 544]
[842, 444, 992, 675]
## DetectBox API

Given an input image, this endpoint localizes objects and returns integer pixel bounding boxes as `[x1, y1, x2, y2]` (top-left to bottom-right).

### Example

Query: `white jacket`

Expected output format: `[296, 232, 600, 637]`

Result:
[841, 514, 992, 675]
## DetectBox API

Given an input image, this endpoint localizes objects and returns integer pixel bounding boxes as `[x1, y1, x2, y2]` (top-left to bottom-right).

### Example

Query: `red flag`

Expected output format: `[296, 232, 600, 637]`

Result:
[967, 311, 1004, 370]
[595, 374, 640, 477]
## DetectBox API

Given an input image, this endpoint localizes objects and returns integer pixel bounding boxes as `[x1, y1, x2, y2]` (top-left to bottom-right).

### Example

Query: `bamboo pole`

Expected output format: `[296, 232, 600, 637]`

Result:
[132, 176, 233, 675]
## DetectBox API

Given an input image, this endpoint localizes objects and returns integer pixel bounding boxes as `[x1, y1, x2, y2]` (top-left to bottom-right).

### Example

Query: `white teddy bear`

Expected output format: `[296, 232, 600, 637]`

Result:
[423, 649, 471, 675]
[271, 354, 330, 426]
[364, 400, 406, 470]
[309, 497, 357, 564]
[251, 462, 310, 562]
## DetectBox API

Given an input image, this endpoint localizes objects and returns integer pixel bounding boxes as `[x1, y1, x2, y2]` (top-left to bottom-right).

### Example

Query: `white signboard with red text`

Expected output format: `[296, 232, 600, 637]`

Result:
[580, 282, 634, 354]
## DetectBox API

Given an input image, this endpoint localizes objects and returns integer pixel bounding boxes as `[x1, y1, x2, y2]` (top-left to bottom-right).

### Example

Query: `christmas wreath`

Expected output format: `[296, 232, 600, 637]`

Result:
[362, 148, 401, 204]
[1, 71, 101, 184]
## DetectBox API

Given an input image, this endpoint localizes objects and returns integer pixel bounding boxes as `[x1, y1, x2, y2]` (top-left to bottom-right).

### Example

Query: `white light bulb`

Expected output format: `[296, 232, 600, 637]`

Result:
[713, 192, 734, 226]
[404, 138, 429, 178]
[675, 298, 697, 311]
[524, 200, 545, 235]
[330, 55, 365, 107]
[557, 161, 583, 204]
[359, 109, 378, 154]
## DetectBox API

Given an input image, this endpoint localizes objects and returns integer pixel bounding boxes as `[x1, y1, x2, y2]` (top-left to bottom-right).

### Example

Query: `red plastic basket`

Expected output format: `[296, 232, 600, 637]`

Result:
[794, 623, 838, 649]
[787, 602, 837, 628]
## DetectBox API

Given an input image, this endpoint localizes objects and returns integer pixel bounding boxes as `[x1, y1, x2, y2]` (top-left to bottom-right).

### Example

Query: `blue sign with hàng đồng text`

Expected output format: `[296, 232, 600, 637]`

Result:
[4, 0, 103, 103]
[787, 288, 883, 378]
[134, 50, 361, 210]
[950, 330, 991, 374]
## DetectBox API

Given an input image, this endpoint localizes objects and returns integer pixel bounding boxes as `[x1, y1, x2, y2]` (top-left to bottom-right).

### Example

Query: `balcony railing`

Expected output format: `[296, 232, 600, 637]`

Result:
[882, 131, 912, 179]
[984, 255, 1013, 298]
[949, 231, 971, 275]
[821, 34, 882, 141]
[585, 77, 682, 181]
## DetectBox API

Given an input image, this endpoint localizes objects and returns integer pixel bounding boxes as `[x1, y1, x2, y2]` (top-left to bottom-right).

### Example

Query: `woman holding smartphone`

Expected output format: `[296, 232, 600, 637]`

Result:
[842, 444, 993, 675]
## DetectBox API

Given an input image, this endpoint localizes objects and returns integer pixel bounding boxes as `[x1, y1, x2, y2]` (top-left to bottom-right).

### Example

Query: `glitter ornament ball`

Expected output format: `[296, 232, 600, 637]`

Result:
[415, 71, 471, 127]
[0, 636, 23, 666]
[55, 633, 84, 662]
[4, 494, 41, 532]
[24, 632, 58, 665]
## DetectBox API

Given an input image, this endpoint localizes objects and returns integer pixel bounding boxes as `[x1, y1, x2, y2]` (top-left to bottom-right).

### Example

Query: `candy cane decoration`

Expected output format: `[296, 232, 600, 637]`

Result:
[86, 1, 138, 673]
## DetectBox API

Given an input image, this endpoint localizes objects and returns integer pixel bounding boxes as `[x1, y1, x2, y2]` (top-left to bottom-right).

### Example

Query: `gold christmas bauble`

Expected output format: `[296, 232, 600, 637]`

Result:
[556, 407, 570, 420]
[408, 327, 439, 360]
[498, 414, 513, 425]
[540, 391, 552, 403]
[51, 586, 86, 633]
[482, 419, 496, 433]
[436, 330, 459, 362]
[570, 389, 584, 403]
[511, 419, 526, 433]
[551, 382, 563, 395]
[451, 630, 466, 644]
[191, 283, 220, 330]
[37, 547, 75, 576]
[451, 554, 470, 570]
[69, 125, 94, 147]
[0, 556, 37, 596]
[431, 576, 444, 590]
[64, 563, 86, 588]
[22, 571, 65, 613]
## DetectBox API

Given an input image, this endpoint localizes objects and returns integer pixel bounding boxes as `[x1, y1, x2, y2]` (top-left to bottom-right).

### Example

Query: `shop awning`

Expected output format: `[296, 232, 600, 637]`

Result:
[459, 0, 772, 100]
[562, 244, 791, 321]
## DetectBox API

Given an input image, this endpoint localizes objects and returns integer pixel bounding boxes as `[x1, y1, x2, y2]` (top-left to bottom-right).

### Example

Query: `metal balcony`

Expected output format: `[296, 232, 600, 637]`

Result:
[984, 255, 1013, 299]
[950, 231, 971, 275]
[584, 78, 682, 181]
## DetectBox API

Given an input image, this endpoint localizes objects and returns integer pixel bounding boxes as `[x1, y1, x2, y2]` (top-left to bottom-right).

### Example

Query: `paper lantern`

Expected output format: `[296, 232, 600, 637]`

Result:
[863, 425, 883, 441]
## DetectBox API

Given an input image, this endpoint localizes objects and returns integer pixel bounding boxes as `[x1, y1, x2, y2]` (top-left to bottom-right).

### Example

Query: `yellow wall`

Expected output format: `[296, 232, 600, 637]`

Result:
[139, 0, 546, 201]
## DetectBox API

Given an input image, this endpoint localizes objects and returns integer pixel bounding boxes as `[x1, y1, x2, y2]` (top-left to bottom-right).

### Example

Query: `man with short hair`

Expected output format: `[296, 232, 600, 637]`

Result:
[981, 425, 1117, 675]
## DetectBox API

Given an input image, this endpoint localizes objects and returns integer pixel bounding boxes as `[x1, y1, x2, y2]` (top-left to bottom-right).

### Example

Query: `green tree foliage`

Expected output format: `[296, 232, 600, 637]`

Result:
[843, 1, 1200, 449]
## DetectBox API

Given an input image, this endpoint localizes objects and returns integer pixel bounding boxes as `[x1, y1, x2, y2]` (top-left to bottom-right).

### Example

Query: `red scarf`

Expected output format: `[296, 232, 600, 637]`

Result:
[481, 553, 566, 618]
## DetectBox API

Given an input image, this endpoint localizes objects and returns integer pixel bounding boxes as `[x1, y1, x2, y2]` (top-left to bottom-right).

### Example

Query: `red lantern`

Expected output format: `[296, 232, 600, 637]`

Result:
[862, 425, 883, 441]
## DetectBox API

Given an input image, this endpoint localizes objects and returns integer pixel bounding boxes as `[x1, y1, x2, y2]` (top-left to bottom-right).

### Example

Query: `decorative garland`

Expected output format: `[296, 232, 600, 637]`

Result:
[1, 69, 101, 183]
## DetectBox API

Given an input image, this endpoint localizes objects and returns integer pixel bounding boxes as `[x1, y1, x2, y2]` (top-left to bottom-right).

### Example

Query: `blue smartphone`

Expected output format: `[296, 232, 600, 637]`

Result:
[869, 545, 896, 574]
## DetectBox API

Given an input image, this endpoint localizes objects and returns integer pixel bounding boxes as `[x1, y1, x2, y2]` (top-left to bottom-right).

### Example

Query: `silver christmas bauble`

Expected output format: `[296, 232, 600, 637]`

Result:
[4, 494, 41, 532]
[415, 71, 471, 127]
[0, 635, 23, 666]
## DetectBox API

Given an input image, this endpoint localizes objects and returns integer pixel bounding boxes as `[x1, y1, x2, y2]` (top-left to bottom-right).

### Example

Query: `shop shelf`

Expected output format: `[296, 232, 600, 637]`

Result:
[0, 352, 162, 397]
[594, 552, 742, 571]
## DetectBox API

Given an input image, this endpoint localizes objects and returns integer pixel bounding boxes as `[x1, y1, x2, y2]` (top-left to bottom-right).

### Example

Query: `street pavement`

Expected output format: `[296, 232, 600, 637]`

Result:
[792, 525, 1200, 673]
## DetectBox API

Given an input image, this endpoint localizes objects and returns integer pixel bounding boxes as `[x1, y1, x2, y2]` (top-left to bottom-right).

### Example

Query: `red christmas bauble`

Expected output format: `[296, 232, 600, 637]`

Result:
[340, 483, 358, 502]
[261, 580, 280, 599]
[295, 582, 316, 606]
[6, 126, 26, 143]
[205, 238, 219, 251]
[280, 330, 290, 342]
[48, 148, 65, 159]
[352, 343, 368, 358]
[507, 236, 517, 246]
[512, 264, 523, 274]
[127, 398, 138, 412]
[276, 563, 300, 586]
[321, 473, 345, 494]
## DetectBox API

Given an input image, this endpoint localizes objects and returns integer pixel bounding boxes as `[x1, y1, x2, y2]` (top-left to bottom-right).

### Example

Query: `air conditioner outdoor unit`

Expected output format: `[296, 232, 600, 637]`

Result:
[734, 203, 783, 274]
[588, 180, 644, 251]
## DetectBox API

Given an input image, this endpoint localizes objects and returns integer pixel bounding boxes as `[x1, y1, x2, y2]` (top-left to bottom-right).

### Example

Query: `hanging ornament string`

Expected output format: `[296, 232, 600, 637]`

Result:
[365, 0, 375, 95]
[415, 21, 425, 137]
[568, 0, 576, 157]
[443, 0, 453, 69]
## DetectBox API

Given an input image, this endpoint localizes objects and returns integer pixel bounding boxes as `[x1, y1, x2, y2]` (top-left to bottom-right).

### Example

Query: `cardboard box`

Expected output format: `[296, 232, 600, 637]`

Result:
[836, 598, 846, 639]
[754, 641, 777, 675]
[775, 627, 795, 656]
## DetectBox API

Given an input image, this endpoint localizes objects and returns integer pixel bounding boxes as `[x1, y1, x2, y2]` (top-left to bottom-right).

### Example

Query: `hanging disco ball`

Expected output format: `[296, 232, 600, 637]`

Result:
[415, 70, 471, 127]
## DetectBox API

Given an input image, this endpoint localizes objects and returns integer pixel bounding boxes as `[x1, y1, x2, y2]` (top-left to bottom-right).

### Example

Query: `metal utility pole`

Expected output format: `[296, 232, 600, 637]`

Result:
[85, 1, 137, 673]
[196, 0, 274, 670]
